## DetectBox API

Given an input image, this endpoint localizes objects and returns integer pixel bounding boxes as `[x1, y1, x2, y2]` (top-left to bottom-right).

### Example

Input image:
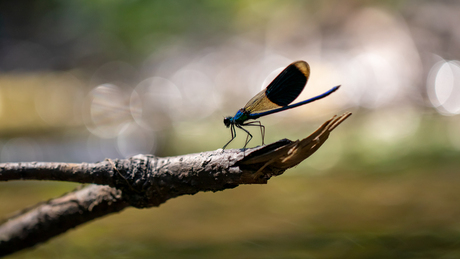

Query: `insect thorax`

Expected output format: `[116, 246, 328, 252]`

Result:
[232, 109, 250, 125]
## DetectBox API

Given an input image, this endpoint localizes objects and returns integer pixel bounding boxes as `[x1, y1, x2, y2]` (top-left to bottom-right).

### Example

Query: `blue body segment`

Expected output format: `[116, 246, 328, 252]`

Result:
[233, 110, 244, 121]
[230, 109, 250, 124]
[248, 85, 340, 119]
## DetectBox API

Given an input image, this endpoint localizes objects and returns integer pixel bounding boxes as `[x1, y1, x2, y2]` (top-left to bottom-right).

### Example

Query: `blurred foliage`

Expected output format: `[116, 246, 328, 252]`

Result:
[1, 0, 237, 68]
[74, 0, 237, 58]
[0, 0, 411, 69]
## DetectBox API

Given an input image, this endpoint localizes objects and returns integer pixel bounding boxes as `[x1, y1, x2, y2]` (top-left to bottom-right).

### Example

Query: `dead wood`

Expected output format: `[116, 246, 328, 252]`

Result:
[0, 112, 351, 256]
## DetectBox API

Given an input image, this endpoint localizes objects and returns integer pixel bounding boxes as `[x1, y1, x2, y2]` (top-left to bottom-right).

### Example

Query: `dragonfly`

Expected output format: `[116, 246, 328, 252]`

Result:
[222, 60, 340, 149]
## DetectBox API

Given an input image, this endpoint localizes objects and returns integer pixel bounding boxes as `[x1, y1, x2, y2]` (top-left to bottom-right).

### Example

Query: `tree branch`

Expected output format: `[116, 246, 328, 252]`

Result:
[0, 112, 351, 256]
[0, 185, 128, 257]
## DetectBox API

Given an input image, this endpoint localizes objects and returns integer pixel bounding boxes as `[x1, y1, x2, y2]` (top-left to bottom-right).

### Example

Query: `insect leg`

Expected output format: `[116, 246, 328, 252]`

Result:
[236, 124, 253, 149]
[242, 121, 266, 145]
[222, 124, 236, 150]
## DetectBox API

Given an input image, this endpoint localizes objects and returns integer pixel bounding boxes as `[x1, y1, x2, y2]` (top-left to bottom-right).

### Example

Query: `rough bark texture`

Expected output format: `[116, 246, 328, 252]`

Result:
[0, 185, 128, 257]
[0, 112, 351, 256]
[0, 161, 116, 184]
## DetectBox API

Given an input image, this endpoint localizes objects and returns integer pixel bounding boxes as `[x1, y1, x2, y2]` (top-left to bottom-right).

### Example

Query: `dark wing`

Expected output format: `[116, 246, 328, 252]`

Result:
[242, 60, 311, 115]
[265, 60, 310, 106]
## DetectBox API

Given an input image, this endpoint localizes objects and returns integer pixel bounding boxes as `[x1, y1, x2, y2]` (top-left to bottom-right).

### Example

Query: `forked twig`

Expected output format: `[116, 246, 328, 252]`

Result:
[0, 112, 351, 256]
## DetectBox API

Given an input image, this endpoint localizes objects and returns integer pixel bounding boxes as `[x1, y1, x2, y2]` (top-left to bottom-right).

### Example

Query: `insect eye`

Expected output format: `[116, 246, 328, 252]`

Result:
[223, 117, 231, 127]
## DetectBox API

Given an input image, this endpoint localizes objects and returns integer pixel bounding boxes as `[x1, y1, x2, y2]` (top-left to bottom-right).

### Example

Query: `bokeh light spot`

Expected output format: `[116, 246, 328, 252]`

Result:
[84, 84, 132, 138]
[131, 77, 182, 131]
[428, 60, 460, 115]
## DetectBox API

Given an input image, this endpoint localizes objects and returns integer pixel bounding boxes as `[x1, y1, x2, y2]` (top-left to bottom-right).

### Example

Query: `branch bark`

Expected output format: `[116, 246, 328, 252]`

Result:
[0, 185, 127, 256]
[0, 112, 351, 256]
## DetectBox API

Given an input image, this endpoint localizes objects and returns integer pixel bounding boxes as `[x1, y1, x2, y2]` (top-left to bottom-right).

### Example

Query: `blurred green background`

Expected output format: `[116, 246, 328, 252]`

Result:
[2, 0, 460, 258]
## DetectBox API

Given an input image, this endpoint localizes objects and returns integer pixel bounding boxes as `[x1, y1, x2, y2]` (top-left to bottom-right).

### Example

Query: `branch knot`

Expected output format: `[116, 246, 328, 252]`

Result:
[110, 154, 161, 208]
